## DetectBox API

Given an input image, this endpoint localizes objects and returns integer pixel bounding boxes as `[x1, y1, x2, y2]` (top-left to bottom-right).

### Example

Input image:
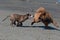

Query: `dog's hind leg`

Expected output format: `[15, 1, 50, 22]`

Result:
[10, 21, 14, 26]
[44, 22, 49, 28]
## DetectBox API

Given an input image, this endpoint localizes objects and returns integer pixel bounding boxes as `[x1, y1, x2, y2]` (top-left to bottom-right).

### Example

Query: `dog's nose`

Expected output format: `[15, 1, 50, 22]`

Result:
[30, 15, 33, 17]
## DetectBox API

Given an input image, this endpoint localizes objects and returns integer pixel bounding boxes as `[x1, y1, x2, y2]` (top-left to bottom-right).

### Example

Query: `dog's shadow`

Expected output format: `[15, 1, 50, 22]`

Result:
[17, 25, 60, 31]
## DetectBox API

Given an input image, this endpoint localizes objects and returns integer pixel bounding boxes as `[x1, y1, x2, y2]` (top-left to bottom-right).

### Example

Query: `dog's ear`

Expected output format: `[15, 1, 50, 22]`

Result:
[26, 14, 30, 16]
[26, 12, 31, 16]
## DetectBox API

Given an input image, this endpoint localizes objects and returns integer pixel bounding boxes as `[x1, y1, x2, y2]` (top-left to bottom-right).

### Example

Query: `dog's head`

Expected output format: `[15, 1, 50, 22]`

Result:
[26, 12, 33, 18]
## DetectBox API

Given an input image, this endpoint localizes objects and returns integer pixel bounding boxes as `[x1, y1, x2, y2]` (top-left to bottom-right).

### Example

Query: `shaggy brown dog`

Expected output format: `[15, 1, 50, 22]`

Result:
[2, 13, 32, 26]
[31, 7, 46, 25]
[31, 7, 59, 28]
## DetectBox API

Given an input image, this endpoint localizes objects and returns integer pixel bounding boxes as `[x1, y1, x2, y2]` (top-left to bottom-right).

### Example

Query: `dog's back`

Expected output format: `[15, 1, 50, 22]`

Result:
[40, 12, 53, 24]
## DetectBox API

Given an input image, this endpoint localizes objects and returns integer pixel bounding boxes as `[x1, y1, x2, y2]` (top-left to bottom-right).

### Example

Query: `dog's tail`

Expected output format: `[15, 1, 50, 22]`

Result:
[1, 15, 10, 22]
[53, 20, 60, 28]
[0, 15, 10, 24]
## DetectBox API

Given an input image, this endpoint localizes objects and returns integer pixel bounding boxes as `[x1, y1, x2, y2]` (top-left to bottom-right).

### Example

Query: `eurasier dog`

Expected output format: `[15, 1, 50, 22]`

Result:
[31, 7, 59, 28]
[2, 13, 33, 26]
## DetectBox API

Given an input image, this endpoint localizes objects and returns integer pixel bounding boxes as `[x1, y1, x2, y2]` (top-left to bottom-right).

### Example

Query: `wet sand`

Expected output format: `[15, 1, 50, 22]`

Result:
[0, 0, 60, 40]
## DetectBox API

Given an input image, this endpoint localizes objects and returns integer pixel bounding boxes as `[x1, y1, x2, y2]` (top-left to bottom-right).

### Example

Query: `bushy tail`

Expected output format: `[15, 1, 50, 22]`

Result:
[53, 20, 59, 28]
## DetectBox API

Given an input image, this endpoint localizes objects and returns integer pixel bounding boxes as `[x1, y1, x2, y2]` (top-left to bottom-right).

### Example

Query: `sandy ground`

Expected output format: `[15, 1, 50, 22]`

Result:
[0, 0, 60, 40]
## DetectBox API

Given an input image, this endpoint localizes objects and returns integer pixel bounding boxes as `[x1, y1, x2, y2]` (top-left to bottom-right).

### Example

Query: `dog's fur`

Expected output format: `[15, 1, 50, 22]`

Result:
[31, 7, 59, 27]
[13, 13, 32, 26]
[2, 13, 32, 26]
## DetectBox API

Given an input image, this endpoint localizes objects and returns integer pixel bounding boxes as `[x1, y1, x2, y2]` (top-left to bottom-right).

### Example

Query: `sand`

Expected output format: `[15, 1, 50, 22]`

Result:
[0, 0, 60, 40]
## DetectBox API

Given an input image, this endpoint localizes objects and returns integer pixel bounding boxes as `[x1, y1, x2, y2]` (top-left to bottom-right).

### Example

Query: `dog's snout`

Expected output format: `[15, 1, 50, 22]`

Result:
[30, 15, 33, 17]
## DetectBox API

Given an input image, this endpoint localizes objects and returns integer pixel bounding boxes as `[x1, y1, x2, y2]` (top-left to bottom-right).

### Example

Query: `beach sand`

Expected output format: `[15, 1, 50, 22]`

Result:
[0, 0, 60, 40]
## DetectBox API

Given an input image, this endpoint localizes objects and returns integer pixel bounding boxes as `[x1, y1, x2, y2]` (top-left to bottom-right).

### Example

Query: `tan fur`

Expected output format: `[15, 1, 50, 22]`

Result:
[36, 7, 46, 13]
[32, 13, 41, 23]
[31, 7, 59, 27]
[41, 12, 59, 27]
[31, 7, 46, 23]
[2, 13, 32, 26]
[31, 7, 46, 24]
